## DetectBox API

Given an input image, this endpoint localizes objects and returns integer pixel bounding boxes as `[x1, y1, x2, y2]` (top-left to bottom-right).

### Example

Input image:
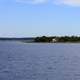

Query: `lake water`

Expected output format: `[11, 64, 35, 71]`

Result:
[0, 41, 80, 80]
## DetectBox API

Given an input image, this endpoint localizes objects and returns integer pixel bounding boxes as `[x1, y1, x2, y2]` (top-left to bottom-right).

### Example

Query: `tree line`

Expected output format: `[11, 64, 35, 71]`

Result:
[34, 36, 80, 43]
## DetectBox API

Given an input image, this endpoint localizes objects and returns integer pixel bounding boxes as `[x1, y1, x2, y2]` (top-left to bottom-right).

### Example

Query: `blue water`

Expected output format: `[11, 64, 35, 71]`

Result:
[0, 41, 80, 80]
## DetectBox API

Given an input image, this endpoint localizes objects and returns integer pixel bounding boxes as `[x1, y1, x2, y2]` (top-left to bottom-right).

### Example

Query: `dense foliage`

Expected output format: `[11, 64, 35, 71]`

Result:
[34, 36, 80, 43]
[34, 36, 53, 42]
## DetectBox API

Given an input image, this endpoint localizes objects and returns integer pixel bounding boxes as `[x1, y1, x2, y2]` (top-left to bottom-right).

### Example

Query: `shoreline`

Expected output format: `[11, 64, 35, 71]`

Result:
[0, 40, 80, 44]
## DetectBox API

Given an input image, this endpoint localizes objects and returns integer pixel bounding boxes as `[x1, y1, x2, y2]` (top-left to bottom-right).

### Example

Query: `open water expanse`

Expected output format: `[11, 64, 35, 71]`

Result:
[0, 41, 80, 80]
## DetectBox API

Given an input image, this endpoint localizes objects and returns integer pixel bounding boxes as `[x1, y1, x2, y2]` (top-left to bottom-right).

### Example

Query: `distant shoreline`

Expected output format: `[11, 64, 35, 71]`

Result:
[0, 36, 80, 43]
[0, 40, 80, 44]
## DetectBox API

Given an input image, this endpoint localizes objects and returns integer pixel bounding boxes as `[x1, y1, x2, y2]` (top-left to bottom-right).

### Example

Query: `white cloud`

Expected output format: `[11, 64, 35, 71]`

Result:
[53, 0, 80, 6]
[16, 0, 80, 6]
[16, 0, 48, 4]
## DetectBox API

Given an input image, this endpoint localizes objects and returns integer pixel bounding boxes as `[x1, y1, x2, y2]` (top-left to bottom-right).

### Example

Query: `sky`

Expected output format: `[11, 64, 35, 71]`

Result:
[0, 0, 80, 37]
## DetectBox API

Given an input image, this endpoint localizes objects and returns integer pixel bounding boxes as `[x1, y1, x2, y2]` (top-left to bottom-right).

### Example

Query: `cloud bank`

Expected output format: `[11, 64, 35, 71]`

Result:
[16, 0, 80, 6]
[16, 0, 48, 4]
[54, 0, 80, 6]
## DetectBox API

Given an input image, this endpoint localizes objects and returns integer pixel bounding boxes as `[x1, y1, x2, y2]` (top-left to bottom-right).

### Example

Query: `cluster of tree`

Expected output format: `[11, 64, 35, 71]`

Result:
[34, 36, 53, 42]
[34, 36, 80, 43]
[58, 36, 80, 42]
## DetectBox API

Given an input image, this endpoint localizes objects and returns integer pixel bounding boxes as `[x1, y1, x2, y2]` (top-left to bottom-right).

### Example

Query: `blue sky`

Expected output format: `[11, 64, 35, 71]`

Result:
[0, 0, 80, 37]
